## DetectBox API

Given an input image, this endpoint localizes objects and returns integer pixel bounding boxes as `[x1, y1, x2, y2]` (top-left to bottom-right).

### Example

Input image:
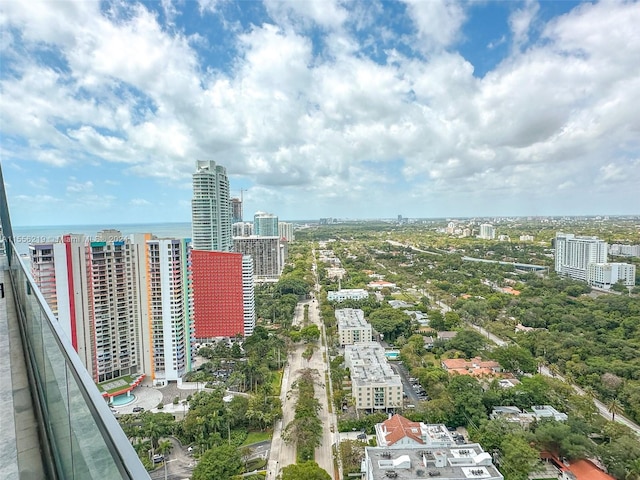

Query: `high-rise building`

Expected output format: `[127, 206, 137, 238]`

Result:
[29, 232, 198, 385]
[30, 232, 145, 382]
[478, 223, 496, 239]
[555, 233, 608, 282]
[253, 211, 279, 236]
[231, 197, 243, 224]
[191, 250, 255, 338]
[191, 161, 255, 338]
[233, 236, 285, 280]
[278, 221, 294, 242]
[146, 238, 193, 385]
[233, 221, 253, 237]
[192, 160, 232, 252]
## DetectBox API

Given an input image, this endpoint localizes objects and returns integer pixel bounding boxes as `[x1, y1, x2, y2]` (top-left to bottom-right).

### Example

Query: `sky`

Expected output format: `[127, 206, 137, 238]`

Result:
[1, 0, 639, 226]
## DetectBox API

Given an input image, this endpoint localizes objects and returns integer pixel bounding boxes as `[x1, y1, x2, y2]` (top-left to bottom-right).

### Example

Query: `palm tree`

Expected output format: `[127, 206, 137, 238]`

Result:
[156, 439, 173, 456]
[607, 398, 624, 422]
[144, 417, 163, 452]
[626, 459, 640, 480]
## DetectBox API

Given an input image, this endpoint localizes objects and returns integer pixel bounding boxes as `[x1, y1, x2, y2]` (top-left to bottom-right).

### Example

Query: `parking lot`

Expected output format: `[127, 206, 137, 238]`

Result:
[389, 361, 429, 405]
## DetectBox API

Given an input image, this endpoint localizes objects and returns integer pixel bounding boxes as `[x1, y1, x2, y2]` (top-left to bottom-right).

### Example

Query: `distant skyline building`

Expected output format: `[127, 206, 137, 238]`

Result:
[555, 233, 608, 282]
[278, 221, 294, 242]
[478, 223, 496, 239]
[191, 160, 232, 252]
[253, 211, 279, 236]
[231, 197, 243, 224]
[191, 250, 255, 339]
[610, 244, 640, 257]
[233, 221, 253, 237]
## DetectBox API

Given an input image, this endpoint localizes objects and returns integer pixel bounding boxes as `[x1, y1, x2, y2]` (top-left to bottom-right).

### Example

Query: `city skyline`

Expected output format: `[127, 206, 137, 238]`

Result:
[2, 0, 639, 226]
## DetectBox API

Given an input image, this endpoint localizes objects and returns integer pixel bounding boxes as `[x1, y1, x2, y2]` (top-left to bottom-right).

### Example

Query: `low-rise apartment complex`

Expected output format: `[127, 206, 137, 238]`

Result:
[327, 288, 369, 302]
[336, 308, 372, 346]
[344, 343, 402, 411]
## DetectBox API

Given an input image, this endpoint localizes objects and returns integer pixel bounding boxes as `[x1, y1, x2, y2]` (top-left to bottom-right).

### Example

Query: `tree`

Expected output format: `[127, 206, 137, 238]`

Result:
[492, 345, 537, 374]
[608, 398, 624, 422]
[428, 310, 446, 331]
[300, 324, 321, 343]
[626, 458, 640, 480]
[446, 375, 487, 428]
[191, 443, 243, 480]
[280, 461, 331, 480]
[156, 439, 173, 456]
[446, 329, 487, 358]
[340, 440, 367, 475]
[499, 434, 540, 480]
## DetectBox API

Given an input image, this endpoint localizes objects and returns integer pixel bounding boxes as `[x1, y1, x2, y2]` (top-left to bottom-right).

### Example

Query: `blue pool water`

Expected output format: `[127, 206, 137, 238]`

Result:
[385, 352, 400, 360]
[111, 394, 136, 406]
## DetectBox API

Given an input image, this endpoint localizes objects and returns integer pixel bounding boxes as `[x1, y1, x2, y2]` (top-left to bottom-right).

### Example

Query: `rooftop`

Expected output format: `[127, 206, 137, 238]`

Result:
[376, 415, 456, 448]
[345, 343, 402, 388]
[336, 308, 369, 329]
[363, 445, 503, 480]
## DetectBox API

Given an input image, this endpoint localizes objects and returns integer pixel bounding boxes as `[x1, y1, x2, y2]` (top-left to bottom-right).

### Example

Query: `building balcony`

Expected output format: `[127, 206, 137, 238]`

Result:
[1, 168, 150, 480]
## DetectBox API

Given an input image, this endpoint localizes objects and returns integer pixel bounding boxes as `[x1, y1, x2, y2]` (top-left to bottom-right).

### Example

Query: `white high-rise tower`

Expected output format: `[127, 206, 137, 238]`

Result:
[192, 160, 232, 252]
[555, 233, 608, 282]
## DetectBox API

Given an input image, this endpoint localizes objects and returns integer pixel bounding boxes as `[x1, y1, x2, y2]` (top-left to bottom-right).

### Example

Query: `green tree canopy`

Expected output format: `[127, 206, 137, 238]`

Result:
[280, 461, 331, 480]
[491, 345, 537, 374]
[445, 329, 487, 358]
[499, 434, 540, 480]
[191, 443, 242, 480]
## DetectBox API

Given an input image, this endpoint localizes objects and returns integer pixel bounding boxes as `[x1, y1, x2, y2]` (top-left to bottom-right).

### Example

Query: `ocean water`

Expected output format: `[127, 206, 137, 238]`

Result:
[10, 222, 193, 256]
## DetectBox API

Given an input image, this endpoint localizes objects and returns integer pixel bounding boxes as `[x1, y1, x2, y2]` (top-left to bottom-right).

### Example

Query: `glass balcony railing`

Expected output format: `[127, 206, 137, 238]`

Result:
[1, 165, 150, 480]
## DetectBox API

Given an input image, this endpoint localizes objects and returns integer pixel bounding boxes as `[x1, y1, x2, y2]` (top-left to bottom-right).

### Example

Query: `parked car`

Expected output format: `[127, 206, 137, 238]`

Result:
[357, 433, 367, 440]
[152, 454, 164, 464]
[132, 406, 144, 413]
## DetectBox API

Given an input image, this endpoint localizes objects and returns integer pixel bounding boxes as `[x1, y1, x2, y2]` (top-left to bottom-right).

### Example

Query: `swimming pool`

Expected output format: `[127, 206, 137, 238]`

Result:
[385, 351, 400, 360]
[111, 394, 136, 406]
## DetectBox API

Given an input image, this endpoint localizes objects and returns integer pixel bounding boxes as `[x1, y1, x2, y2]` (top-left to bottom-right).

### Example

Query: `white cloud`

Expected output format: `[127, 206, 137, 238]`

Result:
[130, 198, 151, 206]
[66, 179, 94, 194]
[1, 0, 639, 221]
[264, 0, 348, 30]
[509, 0, 539, 50]
[402, 0, 466, 52]
[196, 0, 224, 15]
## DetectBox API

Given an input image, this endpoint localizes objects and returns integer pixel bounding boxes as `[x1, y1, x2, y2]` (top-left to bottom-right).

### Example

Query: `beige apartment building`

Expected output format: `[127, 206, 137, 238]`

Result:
[337, 308, 372, 346]
[345, 343, 402, 411]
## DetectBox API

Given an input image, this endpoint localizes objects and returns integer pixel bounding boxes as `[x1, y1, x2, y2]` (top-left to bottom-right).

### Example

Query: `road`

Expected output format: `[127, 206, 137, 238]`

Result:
[310, 294, 341, 480]
[148, 437, 195, 480]
[266, 303, 305, 480]
[267, 294, 339, 479]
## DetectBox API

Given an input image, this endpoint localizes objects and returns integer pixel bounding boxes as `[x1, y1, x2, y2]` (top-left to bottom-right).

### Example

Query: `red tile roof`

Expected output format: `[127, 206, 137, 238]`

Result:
[568, 459, 615, 480]
[380, 414, 424, 446]
[441, 357, 501, 376]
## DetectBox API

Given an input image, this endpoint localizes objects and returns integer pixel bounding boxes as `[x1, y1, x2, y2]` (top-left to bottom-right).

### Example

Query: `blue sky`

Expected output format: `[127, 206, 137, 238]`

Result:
[1, 0, 639, 226]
